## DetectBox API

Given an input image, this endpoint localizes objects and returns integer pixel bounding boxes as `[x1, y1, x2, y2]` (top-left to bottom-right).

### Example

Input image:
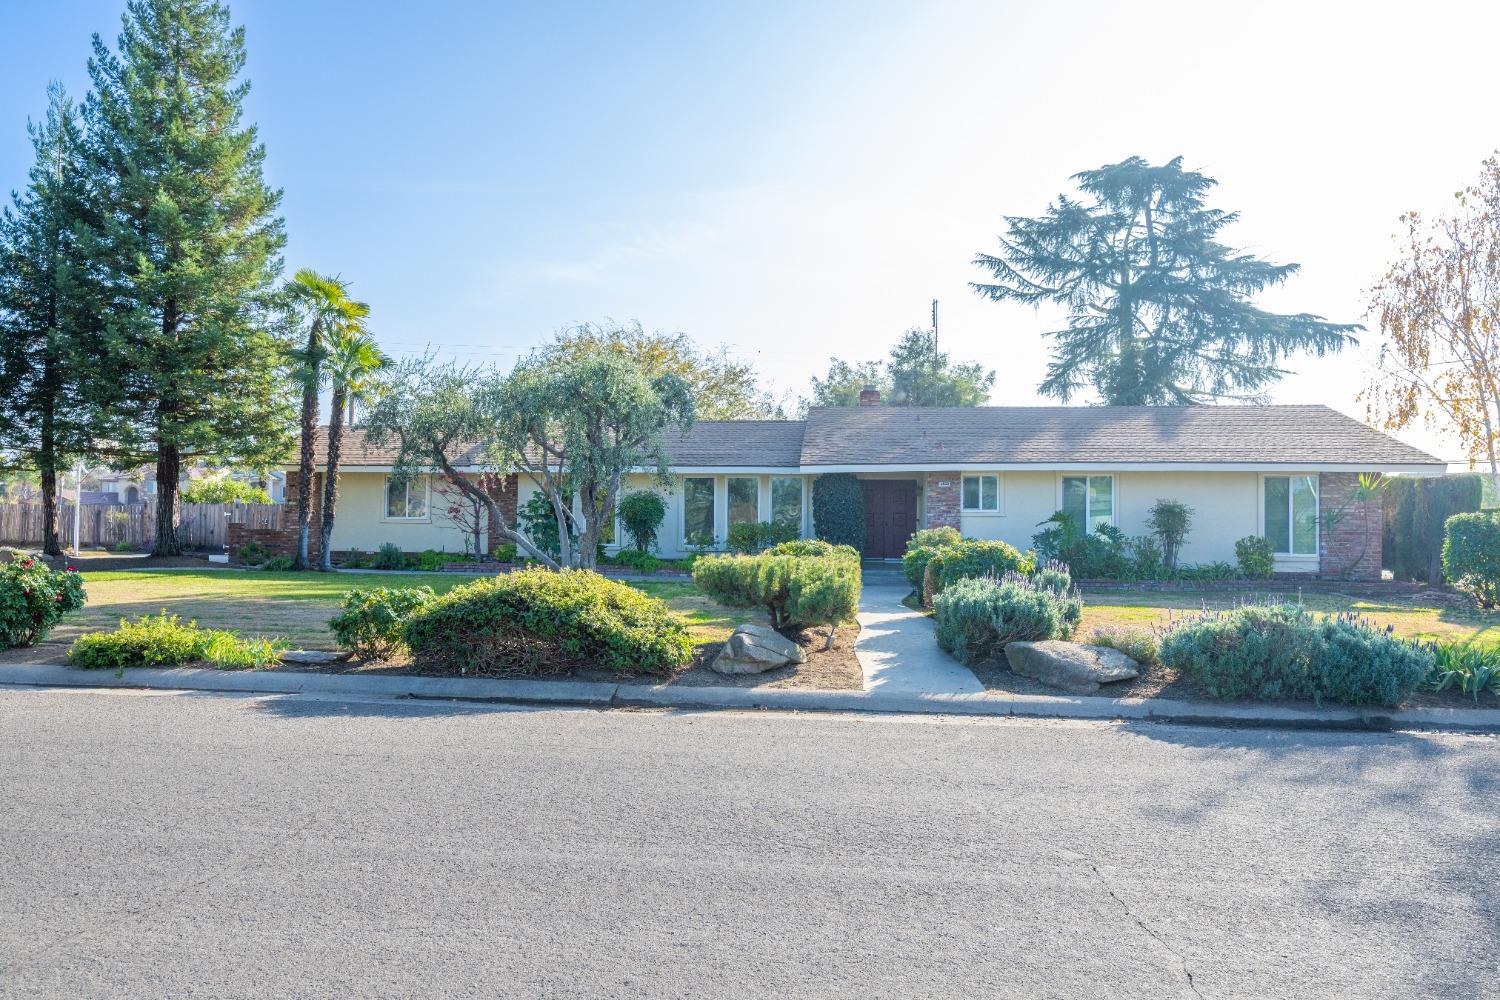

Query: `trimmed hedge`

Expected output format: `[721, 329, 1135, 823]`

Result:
[692, 549, 861, 638]
[1158, 604, 1432, 706]
[932, 574, 1082, 665]
[811, 473, 865, 550]
[0, 556, 85, 648]
[403, 569, 694, 675]
[921, 539, 1033, 605]
[900, 526, 962, 592]
[329, 586, 437, 660]
[1384, 475, 1483, 583]
[1443, 512, 1500, 608]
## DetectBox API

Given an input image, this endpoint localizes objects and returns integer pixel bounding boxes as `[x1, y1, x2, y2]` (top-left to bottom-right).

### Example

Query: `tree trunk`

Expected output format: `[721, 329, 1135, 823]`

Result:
[293, 321, 321, 570]
[39, 466, 60, 557]
[317, 387, 346, 571]
[152, 444, 182, 557]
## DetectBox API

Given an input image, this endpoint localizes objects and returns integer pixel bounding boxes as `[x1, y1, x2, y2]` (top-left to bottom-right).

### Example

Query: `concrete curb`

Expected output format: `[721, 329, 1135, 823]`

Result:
[1, 663, 1497, 734]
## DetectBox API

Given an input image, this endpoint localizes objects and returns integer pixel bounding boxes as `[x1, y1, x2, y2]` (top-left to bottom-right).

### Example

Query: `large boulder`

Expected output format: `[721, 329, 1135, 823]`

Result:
[711, 623, 807, 675]
[1003, 640, 1139, 694]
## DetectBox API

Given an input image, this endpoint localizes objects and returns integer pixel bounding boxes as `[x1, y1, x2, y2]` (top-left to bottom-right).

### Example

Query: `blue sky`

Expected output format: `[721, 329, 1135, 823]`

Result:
[5, 0, 1498, 460]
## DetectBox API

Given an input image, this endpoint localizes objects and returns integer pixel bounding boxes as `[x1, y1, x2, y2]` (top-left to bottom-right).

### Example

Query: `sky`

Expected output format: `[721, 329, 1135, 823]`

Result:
[4, 0, 1498, 463]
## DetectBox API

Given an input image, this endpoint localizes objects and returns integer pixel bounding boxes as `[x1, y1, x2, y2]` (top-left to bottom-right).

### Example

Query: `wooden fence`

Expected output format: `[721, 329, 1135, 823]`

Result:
[0, 502, 283, 551]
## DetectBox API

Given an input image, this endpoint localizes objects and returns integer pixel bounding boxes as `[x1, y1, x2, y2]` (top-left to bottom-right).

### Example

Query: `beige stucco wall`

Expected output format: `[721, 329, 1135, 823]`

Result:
[327, 472, 476, 555]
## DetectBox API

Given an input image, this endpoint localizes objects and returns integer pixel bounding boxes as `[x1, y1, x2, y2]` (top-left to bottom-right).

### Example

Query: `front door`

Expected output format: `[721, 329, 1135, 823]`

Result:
[860, 480, 918, 558]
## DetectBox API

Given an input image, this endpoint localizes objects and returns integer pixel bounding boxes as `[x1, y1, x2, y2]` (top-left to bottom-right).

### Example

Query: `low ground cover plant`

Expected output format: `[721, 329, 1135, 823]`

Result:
[1443, 512, 1500, 608]
[0, 557, 85, 648]
[1089, 624, 1158, 664]
[692, 543, 860, 646]
[329, 586, 437, 660]
[68, 612, 284, 670]
[933, 570, 1083, 665]
[1157, 604, 1432, 707]
[403, 568, 694, 675]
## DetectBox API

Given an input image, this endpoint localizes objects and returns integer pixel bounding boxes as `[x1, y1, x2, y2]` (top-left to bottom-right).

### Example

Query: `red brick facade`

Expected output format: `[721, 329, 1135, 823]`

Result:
[1318, 472, 1383, 580]
[923, 472, 962, 532]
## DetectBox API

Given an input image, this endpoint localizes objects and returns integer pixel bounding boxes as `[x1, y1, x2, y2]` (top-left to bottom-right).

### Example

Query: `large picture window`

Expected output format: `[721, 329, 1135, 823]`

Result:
[384, 476, 428, 520]
[727, 477, 759, 526]
[1061, 475, 1113, 532]
[683, 477, 715, 546]
[961, 474, 999, 512]
[771, 477, 803, 529]
[1264, 475, 1317, 555]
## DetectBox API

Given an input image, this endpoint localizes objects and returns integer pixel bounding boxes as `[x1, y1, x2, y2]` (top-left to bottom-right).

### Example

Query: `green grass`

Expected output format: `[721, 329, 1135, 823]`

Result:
[60, 570, 756, 649]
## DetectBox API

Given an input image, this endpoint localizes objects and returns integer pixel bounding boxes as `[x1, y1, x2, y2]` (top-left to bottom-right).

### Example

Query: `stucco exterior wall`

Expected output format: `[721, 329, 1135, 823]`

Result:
[326, 472, 480, 556]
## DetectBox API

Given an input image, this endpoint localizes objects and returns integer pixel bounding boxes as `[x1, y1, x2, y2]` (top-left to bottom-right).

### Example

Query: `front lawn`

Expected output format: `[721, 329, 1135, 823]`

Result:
[49, 570, 757, 649]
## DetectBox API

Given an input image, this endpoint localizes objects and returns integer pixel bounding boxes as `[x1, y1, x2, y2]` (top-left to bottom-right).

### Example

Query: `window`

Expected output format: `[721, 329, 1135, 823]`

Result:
[1264, 475, 1317, 555]
[727, 477, 758, 526]
[384, 476, 428, 519]
[961, 474, 999, 512]
[1061, 475, 1113, 532]
[771, 477, 803, 529]
[683, 477, 715, 546]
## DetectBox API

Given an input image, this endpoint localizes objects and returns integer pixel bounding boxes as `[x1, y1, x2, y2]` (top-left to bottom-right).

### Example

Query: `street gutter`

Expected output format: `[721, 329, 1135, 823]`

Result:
[2, 662, 1497, 734]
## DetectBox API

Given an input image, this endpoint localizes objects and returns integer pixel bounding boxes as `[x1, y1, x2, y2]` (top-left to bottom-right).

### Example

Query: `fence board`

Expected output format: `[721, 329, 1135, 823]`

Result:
[0, 501, 282, 551]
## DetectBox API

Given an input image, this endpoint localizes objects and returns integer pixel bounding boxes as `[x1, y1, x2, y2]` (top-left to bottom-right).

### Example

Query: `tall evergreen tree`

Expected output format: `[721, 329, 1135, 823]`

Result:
[972, 156, 1358, 404]
[0, 84, 97, 556]
[80, 0, 291, 555]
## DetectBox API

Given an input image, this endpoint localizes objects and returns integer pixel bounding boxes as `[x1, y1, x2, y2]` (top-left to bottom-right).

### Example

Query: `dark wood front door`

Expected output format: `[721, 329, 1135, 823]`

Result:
[861, 480, 918, 558]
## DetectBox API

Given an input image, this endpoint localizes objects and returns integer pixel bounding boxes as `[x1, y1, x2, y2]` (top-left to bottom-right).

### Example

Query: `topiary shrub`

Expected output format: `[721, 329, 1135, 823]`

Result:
[1145, 499, 1193, 570]
[1234, 535, 1275, 580]
[811, 473, 865, 550]
[921, 539, 1034, 604]
[901, 526, 962, 593]
[328, 586, 437, 661]
[1158, 604, 1432, 706]
[0, 557, 85, 648]
[1443, 512, 1500, 608]
[403, 568, 693, 675]
[765, 538, 860, 562]
[932, 574, 1083, 665]
[617, 491, 667, 553]
[68, 612, 284, 670]
[692, 550, 861, 646]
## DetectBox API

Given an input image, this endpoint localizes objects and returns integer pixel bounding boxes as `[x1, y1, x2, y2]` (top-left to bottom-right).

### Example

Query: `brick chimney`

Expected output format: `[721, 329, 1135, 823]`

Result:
[858, 385, 882, 407]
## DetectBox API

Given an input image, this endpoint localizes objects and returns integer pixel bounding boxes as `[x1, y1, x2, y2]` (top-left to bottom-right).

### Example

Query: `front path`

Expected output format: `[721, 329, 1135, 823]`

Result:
[854, 577, 984, 694]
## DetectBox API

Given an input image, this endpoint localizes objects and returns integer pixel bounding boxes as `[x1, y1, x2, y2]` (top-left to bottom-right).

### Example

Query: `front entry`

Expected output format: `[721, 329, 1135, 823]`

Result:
[860, 480, 918, 558]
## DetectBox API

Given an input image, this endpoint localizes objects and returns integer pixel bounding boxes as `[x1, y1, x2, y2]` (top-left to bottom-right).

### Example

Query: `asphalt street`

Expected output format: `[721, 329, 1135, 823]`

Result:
[1, 686, 1496, 999]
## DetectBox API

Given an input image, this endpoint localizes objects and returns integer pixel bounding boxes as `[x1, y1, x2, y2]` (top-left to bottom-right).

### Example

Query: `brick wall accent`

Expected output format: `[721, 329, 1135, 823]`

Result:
[228, 469, 320, 558]
[1319, 472, 1383, 580]
[483, 473, 520, 556]
[923, 472, 962, 531]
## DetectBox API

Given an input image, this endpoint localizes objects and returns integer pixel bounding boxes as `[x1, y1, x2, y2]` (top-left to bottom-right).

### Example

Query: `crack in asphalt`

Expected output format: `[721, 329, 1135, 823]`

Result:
[1070, 850, 1204, 998]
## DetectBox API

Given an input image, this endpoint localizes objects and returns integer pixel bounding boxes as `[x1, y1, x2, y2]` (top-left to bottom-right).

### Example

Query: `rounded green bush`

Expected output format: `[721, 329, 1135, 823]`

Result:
[919, 538, 1034, 604]
[329, 586, 437, 661]
[0, 557, 85, 648]
[618, 491, 668, 553]
[1443, 512, 1500, 608]
[932, 575, 1082, 665]
[900, 526, 963, 593]
[765, 538, 859, 562]
[403, 568, 694, 675]
[693, 550, 861, 634]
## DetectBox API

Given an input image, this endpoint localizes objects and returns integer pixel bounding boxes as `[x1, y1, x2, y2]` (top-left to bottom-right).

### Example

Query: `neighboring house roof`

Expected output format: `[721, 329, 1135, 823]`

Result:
[294, 405, 1445, 474]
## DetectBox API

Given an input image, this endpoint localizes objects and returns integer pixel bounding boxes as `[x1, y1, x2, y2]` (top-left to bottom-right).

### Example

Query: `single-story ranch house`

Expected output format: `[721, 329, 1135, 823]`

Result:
[255, 397, 1445, 579]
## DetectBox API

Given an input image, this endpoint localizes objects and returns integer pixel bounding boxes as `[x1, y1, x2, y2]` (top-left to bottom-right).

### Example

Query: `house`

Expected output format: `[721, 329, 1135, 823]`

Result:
[258, 396, 1444, 579]
[94, 467, 285, 505]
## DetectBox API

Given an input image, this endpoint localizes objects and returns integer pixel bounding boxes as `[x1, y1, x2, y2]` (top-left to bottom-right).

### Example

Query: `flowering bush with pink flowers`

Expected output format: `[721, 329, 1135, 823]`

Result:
[0, 557, 86, 648]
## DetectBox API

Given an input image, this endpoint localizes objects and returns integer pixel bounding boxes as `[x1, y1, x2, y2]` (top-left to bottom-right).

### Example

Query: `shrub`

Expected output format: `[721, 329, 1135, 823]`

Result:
[1384, 475, 1483, 582]
[921, 539, 1033, 603]
[612, 549, 663, 573]
[765, 538, 860, 562]
[932, 575, 1083, 665]
[237, 540, 274, 565]
[811, 473, 865, 550]
[1157, 604, 1431, 706]
[1146, 499, 1193, 570]
[261, 554, 295, 571]
[1234, 535, 1275, 580]
[403, 568, 693, 675]
[68, 612, 284, 670]
[1032, 513, 1130, 579]
[1443, 512, 1500, 608]
[1423, 640, 1500, 702]
[0, 558, 85, 648]
[492, 543, 518, 564]
[727, 520, 800, 555]
[901, 526, 963, 592]
[329, 586, 437, 660]
[181, 476, 272, 505]
[617, 491, 668, 553]
[1030, 558, 1073, 597]
[412, 549, 447, 572]
[693, 551, 861, 643]
[373, 542, 406, 571]
[516, 491, 564, 558]
[1090, 625, 1158, 664]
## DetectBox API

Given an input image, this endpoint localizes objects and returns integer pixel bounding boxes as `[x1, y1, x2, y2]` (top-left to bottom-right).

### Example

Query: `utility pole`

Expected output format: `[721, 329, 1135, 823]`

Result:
[931, 299, 939, 346]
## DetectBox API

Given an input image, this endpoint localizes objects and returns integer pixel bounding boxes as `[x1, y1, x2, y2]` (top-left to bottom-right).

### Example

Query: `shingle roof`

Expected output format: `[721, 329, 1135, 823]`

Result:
[299, 406, 1443, 471]
[305, 427, 488, 468]
[797, 405, 1444, 467]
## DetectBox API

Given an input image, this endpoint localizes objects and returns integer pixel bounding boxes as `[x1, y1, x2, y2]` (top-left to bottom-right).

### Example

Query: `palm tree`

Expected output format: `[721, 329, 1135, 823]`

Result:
[285, 269, 369, 570]
[318, 327, 391, 570]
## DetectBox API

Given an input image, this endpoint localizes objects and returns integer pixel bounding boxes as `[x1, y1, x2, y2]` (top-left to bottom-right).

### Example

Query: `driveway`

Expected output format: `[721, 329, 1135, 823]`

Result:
[854, 573, 984, 694]
[1, 687, 1495, 998]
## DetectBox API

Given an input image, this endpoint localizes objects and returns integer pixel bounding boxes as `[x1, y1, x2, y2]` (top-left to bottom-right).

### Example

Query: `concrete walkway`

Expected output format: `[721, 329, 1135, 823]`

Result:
[853, 579, 985, 695]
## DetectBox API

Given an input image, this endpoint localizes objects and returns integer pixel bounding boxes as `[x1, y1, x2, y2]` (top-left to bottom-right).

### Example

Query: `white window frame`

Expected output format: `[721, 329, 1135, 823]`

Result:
[960, 473, 1002, 514]
[1260, 473, 1319, 558]
[681, 476, 717, 548]
[1058, 474, 1115, 533]
[383, 475, 431, 522]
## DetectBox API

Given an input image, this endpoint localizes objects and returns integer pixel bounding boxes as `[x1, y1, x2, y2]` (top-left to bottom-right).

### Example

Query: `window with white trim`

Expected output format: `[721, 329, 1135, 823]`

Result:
[771, 477, 802, 529]
[1061, 475, 1113, 532]
[727, 476, 759, 526]
[682, 477, 715, 546]
[1264, 475, 1317, 555]
[961, 474, 999, 512]
[384, 475, 428, 519]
